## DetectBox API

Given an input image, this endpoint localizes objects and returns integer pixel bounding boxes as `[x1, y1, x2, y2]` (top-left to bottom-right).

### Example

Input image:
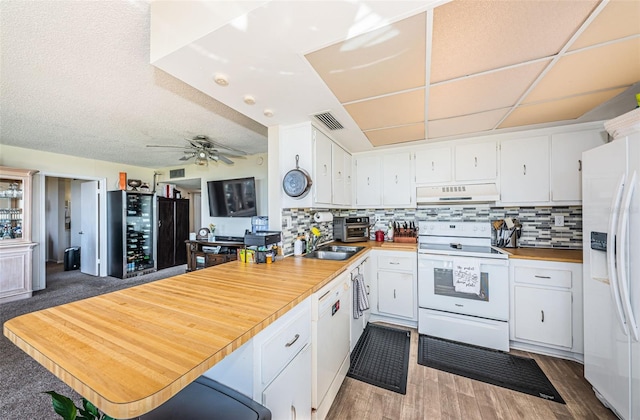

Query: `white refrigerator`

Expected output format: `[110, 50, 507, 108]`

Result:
[582, 120, 640, 420]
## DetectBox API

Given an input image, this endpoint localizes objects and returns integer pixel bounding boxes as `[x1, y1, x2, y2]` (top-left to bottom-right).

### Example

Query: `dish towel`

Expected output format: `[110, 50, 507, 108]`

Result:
[453, 258, 481, 295]
[352, 273, 369, 319]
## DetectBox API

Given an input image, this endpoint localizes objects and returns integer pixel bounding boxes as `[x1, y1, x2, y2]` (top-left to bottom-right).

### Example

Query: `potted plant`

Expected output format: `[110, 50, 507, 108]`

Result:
[45, 391, 115, 420]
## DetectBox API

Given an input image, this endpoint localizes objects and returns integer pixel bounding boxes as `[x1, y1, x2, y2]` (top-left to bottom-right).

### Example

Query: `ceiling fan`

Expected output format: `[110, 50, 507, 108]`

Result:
[146, 135, 247, 166]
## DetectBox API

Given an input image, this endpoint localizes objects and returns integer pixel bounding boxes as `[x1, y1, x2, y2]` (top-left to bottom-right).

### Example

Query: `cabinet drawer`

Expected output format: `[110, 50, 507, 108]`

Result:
[378, 255, 414, 271]
[514, 266, 572, 288]
[260, 304, 311, 387]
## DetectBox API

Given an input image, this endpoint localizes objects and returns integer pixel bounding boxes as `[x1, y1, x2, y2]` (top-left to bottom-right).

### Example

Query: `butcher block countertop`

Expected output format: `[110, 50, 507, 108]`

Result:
[501, 247, 583, 263]
[3, 244, 378, 419]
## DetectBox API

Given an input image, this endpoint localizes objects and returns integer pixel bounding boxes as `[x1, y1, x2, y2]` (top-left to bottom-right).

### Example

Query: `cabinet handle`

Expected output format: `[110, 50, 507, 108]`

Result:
[534, 275, 551, 279]
[431, 161, 435, 171]
[323, 164, 328, 175]
[389, 261, 400, 265]
[366, 285, 370, 295]
[523, 164, 527, 176]
[285, 333, 300, 348]
[393, 289, 396, 299]
[541, 310, 545, 323]
[291, 405, 297, 420]
[338, 171, 341, 177]
[474, 157, 478, 167]
[395, 175, 398, 184]
[578, 159, 582, 172]
[367, 176, 370, 186]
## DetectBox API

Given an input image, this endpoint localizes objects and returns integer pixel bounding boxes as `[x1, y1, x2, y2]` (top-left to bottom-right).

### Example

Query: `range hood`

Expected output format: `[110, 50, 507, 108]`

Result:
[416, 183, 500, 204]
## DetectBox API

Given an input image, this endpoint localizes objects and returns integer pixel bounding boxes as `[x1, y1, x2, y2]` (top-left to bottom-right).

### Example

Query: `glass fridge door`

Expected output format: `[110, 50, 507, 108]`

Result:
[125, 193, 154, 274]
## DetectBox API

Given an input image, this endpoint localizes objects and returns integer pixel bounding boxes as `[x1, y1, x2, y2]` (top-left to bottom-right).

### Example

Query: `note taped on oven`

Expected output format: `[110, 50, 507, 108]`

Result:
[453, 259, 481, 295]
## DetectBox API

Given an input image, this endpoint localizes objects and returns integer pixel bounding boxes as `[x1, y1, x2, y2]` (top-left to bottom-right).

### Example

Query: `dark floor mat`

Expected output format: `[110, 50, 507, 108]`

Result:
[418, 335, 565, 404]
[347, 324, 410, 394]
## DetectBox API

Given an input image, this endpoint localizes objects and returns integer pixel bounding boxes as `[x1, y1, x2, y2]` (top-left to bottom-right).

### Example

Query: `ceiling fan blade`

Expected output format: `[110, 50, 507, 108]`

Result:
[146, 145, 189, 149]
[217, 154, 235, 165]
[179, 155, 194, 161]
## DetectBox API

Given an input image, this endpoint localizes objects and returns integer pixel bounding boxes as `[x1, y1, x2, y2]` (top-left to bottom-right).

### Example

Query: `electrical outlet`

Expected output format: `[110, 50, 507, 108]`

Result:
[283, 216, 292, 229]
[554, 215, 565, 227]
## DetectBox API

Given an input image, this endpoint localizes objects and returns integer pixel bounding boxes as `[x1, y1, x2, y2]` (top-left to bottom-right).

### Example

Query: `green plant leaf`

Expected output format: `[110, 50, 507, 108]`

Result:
[101, 415, 116, 420]
[82, 399, 100, 418]
[44, 391, 77, 420]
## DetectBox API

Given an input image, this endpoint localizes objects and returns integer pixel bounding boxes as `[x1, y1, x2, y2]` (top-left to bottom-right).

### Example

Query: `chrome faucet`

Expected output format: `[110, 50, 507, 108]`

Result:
[310, 233, 323, 252]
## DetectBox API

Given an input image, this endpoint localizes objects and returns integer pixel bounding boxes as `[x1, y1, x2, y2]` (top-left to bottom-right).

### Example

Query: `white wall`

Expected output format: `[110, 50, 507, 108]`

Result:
[157, 153, 268, 237]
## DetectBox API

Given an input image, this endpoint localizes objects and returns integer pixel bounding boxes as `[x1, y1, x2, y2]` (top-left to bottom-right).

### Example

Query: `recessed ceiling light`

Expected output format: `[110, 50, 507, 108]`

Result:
[244, 95, 256, 105]
[263, 109, 274, 117]
[214, 74, 229, 86]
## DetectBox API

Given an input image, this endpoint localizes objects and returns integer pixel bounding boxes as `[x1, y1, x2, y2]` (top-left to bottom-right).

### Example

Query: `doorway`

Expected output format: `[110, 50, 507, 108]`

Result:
[33, 174, 106, 291]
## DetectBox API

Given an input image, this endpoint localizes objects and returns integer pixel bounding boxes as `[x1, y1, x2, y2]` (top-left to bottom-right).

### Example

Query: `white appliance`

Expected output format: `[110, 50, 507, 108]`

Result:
[416, 182, 499, 204]
[582, 116, 640, 420]
[312, 272, 350, 420]
[418, 221, 510, 351]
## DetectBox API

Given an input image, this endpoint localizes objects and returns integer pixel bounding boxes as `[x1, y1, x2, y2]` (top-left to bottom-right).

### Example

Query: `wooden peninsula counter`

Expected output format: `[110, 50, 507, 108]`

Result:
[3, 247, 372, 419]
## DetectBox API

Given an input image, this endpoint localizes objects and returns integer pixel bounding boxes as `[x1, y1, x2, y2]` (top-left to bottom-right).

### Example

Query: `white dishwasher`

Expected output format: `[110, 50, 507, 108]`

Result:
[312, 271, 350, 420]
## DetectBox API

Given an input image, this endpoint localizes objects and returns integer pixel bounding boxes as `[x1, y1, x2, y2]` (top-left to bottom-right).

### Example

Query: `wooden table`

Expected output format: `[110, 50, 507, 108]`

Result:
[3, 252, 365, 418]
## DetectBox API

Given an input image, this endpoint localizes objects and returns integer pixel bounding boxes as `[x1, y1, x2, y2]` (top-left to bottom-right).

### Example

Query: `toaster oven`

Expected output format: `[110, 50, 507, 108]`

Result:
[333, 217, 370, 242]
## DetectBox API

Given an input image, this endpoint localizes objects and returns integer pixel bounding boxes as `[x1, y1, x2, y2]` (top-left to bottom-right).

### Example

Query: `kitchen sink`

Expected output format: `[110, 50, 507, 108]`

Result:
[304, 245, 365, 261]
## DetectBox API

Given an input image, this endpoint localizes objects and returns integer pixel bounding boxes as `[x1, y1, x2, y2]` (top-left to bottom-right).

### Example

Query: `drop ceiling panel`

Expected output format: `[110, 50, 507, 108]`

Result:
[428, 60, 549, 120]
[500, 87, 627, 128]
[365, 123, 425, 146]
[523, 37, 640, 104]
[305, 13, 426, 103]
[344, 89, 424, 130]
[428, 108, 509, 139]
[430, 0, 599, 83]
[570, 0, 640, 51]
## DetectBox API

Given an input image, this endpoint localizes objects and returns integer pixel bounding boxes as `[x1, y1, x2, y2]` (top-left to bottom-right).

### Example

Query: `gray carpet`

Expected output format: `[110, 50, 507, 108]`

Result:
[0, 264, 187, 420]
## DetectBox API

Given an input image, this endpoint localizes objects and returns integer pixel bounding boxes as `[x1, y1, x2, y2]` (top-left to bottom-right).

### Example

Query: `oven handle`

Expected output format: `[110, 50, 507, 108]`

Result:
[417, 253, 509, 267]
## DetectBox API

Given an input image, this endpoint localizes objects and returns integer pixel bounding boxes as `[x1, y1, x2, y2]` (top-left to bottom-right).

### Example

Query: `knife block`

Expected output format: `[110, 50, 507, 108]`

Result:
[393, 227, 417, 243]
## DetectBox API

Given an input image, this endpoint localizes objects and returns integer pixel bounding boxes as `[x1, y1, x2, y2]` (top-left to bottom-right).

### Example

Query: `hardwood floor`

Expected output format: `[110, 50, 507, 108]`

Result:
[326, 326, 616, 420]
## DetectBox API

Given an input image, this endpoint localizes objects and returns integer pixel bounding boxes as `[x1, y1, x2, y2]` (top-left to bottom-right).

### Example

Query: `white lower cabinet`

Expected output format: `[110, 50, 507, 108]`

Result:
[371, 250, 417, 324]
[514, 286, 572, 348]
[203, 297, 312, 418]
[509, 259, 583, 359]
[262, 344, 312, 420]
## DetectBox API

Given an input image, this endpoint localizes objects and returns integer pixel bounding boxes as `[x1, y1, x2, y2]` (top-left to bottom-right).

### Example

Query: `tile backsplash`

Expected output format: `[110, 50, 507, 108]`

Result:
[281, 205, 582, 255]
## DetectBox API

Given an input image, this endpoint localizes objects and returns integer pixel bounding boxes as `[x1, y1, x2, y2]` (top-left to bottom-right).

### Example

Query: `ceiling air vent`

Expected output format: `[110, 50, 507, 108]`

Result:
[313, 111, 344, 131]
[169, 168, 185, 179]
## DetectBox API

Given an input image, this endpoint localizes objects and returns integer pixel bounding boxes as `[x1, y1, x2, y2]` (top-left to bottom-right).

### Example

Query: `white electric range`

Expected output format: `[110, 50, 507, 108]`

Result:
[417, 221, 510, 351]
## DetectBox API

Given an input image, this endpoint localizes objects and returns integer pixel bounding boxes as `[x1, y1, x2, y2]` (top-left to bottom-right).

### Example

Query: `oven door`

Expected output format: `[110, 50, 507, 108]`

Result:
[418, 253, 509, 321]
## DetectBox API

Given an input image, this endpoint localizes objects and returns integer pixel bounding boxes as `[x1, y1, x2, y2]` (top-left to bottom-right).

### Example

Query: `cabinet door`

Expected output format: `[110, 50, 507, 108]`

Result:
[262, 344, 312, 420]
[156, 198, 175, 270]
[378, 271, 414, 319]
[174, 199, 190, 265]
[514, 286, 572, 348]
[355, 156, 381, 207]
[500, 136, 550, 203]
[313, 128, 332, 205]
[332, 145, 347, 205]
[343, 152, 353, 207]
[551, 130, 605, 202]
[455, 141, 497, 181]
[382, 152, 413, 206]
[415, 147, 452, 184]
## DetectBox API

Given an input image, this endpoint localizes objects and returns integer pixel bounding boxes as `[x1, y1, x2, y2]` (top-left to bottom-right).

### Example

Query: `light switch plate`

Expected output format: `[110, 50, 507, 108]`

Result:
[554, 215, 565, 227]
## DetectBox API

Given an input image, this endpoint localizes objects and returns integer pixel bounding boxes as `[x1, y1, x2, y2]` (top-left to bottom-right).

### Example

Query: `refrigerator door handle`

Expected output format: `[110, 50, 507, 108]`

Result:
[608, 174, 628, 335]
[617, 171, 639, 342]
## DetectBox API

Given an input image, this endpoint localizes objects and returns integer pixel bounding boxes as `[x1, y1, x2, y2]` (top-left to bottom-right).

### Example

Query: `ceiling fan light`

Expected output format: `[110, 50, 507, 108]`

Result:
[195, 151, 208, 166]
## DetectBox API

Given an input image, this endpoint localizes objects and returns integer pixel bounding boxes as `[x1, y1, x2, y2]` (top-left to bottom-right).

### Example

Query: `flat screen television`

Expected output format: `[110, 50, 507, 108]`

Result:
[207, 177, 258, 217]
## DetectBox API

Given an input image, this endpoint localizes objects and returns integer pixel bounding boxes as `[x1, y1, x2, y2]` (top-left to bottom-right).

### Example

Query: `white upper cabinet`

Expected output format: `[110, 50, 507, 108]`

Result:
[414, 147, 452, 184]
[279, 122, 351, 208]
[550, 129, 605, 202]
[500, 136, 550, 203]
[313, 128, 332, 205]
[332, 144, 352, 206]
[355, 155, 381, 207]
[382, 152, 413, 207]
[455, 141, 497, 182]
